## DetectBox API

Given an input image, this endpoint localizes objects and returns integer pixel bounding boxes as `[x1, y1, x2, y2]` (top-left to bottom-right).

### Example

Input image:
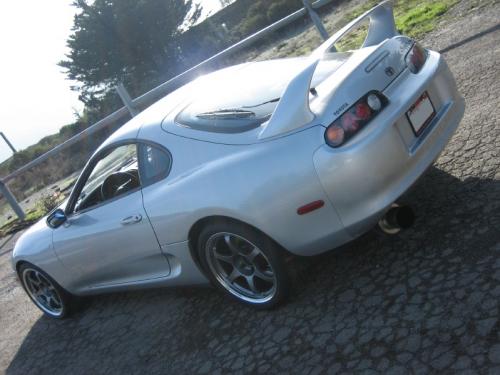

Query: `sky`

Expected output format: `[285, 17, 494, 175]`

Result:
[0, 0, 225, 164]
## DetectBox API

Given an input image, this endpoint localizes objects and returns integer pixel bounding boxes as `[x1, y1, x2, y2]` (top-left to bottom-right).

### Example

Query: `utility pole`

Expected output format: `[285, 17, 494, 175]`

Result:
[302, 0, 329, 41]
[0, 132, 16, 154]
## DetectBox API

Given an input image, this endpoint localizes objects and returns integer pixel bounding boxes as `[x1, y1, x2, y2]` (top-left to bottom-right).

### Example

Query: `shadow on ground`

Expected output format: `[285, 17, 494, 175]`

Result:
[6, 166, 500, 374]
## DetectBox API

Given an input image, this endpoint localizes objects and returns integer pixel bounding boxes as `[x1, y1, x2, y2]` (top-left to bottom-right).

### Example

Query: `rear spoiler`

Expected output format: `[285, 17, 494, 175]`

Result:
[259, 1, 397, 139]
[312, 0, 397, 57]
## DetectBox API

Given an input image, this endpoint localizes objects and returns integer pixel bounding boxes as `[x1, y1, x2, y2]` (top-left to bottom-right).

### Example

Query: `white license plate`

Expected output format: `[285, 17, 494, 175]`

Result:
[406, 92, 435, 135]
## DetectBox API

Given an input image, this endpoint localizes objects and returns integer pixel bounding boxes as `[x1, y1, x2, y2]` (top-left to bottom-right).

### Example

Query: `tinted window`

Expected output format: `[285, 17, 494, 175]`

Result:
[74, 144, 140, 212]
[174, 60, 300, 134]
[139, 144, 171, 185]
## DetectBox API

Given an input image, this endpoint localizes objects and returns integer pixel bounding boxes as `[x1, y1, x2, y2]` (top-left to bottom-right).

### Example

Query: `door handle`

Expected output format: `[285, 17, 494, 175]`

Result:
[121, 214, 142, 225]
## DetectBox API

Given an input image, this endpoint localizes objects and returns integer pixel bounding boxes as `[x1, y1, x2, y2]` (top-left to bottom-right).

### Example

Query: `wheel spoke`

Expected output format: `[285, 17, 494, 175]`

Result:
[32, 271, 40, 282]
[213, 252, 233, 264]
[48, 288, 62, 305]
[47, 285, 57, 293]
[228, 268, 241, 282]
[46, 296, 55, 309]
[254, 268, 274, 282]
[38, 274, 51, 288]
[28, 273, 41, 287]
[245, 275, 259, 294]
[247, 247, 260, 262]
[50, 294, 62, 308]
[35, 272, 45, 284]
[224, 235, 240, 255]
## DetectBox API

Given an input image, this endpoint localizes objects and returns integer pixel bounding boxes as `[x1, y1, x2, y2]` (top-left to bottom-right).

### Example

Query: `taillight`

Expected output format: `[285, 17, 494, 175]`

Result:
[405, 42, 428, 74]
[325, 92, 387, 148]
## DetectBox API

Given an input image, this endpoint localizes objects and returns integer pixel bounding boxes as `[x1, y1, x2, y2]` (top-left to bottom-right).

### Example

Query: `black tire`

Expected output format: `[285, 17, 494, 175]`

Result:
[197, 220, 289, 309]
[18, 263, 76, 319]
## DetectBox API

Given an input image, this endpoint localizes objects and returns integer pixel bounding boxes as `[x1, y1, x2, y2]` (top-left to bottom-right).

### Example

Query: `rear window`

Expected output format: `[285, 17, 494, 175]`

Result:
[176, 108, 275, 134]
[174, 56, 351, 135]
[174, 60, 306, 134]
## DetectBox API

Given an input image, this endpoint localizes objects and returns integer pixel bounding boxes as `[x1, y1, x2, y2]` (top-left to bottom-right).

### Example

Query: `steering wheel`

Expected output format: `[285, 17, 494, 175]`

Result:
[100, 171, 139, 201]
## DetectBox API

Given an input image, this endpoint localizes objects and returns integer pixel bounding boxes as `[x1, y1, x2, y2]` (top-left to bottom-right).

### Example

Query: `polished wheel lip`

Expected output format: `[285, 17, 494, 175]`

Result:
[205, 232, 277, 304]
[22, 268, 63, 317]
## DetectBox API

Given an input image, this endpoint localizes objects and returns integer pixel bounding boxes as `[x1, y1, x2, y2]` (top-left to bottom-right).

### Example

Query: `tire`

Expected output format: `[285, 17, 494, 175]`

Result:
[197, 220, 289, 309]
[18, 263, 75, 319]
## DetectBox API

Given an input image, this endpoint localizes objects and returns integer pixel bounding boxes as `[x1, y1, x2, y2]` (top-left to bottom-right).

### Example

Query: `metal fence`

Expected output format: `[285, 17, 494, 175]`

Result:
[0, 0, 334, 220]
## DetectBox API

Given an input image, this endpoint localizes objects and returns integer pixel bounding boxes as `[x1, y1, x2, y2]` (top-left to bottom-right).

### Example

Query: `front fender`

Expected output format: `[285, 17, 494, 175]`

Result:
[11, 219, 73, 290]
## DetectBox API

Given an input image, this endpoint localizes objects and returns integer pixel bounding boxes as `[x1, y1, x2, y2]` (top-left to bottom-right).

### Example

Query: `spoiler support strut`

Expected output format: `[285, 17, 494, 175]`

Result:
[259, 1, 397, 140]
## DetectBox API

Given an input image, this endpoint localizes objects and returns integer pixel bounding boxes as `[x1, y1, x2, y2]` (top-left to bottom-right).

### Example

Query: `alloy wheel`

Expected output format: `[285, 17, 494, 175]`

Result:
[205, 232, 277, 303]
[22, 268, 63, 317]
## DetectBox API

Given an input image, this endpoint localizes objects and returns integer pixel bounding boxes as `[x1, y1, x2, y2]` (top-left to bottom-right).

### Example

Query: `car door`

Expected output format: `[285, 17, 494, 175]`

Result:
[52, 142, 170, 290]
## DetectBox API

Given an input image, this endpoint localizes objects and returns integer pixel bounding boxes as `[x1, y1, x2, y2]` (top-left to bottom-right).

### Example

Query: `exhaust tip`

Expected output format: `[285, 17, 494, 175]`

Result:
[378, 204, 415, 234]
[394, 205, 415, 229]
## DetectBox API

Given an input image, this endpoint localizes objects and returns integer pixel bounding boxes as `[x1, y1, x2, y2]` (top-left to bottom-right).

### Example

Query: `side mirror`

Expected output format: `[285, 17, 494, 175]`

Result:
[47, 208, 67, 229]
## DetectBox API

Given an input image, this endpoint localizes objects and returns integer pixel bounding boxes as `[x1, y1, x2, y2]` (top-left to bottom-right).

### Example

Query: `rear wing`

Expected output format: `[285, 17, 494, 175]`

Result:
[259, 1, 397, 139]
[312, 0, 397, 57]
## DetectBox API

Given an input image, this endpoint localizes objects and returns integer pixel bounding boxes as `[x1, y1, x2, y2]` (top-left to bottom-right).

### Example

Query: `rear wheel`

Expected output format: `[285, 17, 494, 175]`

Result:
[19, 263, 74, 319]
[197, 221, 289, 309]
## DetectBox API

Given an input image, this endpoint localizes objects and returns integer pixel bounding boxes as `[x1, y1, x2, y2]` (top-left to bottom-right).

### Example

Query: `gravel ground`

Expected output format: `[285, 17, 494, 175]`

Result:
[1, 1, 500, 374]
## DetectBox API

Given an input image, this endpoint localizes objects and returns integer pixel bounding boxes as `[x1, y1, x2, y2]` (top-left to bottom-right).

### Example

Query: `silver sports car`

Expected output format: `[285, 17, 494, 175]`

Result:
[12, 1, 464, 318]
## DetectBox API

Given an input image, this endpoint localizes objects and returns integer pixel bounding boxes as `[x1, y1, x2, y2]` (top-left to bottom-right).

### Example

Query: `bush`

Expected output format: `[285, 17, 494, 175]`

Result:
[267, 0, 302, 22]
[37, 194, 60, 215]
[238, 13, 269, 36]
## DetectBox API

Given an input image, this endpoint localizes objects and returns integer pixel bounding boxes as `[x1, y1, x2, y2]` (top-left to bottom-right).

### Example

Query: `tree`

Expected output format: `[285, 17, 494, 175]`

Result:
[59, 0, 199, 107]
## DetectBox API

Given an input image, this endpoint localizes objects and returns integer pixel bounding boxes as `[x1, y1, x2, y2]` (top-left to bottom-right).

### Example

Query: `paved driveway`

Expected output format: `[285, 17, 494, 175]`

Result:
[1, 2, 500, 374]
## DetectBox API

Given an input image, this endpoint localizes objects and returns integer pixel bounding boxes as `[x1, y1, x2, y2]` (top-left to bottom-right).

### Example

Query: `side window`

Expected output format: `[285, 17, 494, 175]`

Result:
[139, 144, 172, 185]
[74, 144, 140, 212]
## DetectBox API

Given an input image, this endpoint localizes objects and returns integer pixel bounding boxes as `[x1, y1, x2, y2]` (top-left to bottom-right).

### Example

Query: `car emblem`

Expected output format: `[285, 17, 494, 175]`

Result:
[385, 67, 395, 76]
[333, 103, 349, 116]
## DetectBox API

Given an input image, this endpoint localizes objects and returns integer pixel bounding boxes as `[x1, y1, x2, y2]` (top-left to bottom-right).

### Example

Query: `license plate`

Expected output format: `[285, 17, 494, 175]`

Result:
[406, 92, 435, 135]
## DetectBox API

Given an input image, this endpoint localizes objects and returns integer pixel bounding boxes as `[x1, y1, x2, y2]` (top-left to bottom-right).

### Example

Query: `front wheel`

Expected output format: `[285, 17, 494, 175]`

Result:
[197, 221, 289, 309]
[19, 263, 74, 319]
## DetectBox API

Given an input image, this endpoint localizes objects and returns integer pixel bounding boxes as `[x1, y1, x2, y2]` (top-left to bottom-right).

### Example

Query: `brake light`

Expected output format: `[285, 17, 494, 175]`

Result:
[405, 42, 428, 74]
[325, 92, 387, 148]
[355, 102, 371, 120]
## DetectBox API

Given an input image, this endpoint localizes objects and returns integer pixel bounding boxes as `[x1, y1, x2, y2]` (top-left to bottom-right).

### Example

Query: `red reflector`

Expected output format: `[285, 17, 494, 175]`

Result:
[297, 200, 325, 215]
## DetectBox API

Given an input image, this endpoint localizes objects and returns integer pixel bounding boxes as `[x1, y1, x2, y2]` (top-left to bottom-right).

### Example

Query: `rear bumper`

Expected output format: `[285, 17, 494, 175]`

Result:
[313, 51, 465, 239]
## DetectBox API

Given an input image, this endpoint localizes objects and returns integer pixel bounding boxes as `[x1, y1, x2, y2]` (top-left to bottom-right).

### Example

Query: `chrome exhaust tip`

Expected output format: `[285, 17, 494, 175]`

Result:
[378, 204, 415, 235]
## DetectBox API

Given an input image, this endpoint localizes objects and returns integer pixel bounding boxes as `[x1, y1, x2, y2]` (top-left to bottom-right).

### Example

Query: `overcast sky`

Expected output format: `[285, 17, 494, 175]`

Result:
[0, 0, 224, 163]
